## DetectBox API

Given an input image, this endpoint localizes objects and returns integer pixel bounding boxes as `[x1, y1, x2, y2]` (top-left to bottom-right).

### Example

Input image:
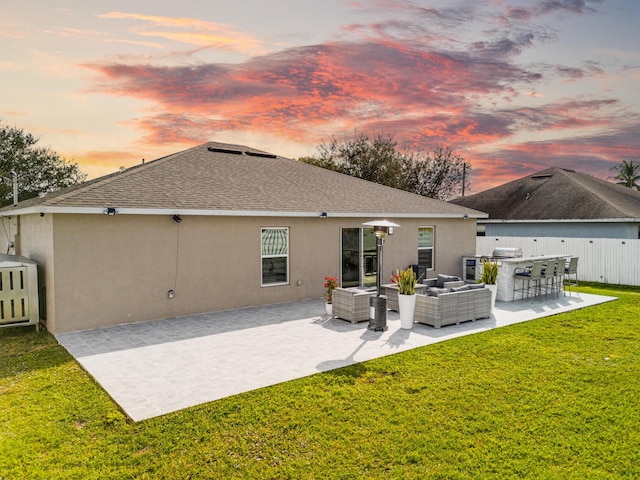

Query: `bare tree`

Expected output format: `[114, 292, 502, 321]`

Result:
[300, 132, 469, 199]
[400, 146, 469, 200]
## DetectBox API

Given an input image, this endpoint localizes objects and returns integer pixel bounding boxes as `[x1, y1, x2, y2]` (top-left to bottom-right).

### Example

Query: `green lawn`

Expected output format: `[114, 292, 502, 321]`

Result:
[1, 284, 639, 479]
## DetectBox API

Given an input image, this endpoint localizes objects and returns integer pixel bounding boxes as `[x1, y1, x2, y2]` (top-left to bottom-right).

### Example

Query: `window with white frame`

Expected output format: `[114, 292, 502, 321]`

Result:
[261, 227, 289, 285]
[418, 226, 434, 269]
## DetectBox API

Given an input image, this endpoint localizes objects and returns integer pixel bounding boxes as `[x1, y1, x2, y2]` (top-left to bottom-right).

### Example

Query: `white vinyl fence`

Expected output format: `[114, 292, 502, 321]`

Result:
[477, 236, 640, 287]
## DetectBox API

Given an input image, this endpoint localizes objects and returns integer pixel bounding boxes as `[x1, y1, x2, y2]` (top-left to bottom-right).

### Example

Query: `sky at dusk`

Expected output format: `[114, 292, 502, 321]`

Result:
[1, 0, 639, 193]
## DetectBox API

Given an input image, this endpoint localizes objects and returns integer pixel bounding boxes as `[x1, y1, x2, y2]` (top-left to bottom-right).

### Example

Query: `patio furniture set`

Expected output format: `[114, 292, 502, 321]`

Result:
[512, 256, 579, 301]
[332, 274, 493, 329]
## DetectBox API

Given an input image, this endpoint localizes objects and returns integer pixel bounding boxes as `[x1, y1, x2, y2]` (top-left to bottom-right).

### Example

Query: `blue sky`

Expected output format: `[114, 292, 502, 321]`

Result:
[1, 0, 638, 192]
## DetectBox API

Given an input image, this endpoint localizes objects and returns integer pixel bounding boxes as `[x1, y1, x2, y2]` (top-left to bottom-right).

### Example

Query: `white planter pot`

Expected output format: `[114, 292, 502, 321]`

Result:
[486, 284, 497, 312]
[397, 293, 416, 329]
[325, 302, 333, 316]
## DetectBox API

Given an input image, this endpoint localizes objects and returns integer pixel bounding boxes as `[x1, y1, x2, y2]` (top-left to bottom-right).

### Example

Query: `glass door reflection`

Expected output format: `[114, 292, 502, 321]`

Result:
[341, 228, 377, 288]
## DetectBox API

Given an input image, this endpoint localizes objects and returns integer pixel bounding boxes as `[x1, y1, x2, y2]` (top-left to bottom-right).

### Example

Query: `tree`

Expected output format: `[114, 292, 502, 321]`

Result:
[300, 131, 469, 200]
[303, 132, 405, 188]
[0, 121, 86, 207]
[610, 159, 640, 190]
[399, 146, 469, 200]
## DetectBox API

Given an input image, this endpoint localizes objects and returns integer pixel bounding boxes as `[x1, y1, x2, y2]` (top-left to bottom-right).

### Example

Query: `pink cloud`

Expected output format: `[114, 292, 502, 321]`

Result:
[78, 1, 636, 194]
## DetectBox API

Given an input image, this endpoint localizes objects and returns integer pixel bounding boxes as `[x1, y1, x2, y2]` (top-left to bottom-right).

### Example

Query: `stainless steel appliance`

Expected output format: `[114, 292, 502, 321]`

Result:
[462, 248, 523, 282]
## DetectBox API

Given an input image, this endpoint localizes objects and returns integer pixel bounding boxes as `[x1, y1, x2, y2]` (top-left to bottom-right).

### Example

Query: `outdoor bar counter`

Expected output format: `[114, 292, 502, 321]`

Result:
[495, 254, 563, 302]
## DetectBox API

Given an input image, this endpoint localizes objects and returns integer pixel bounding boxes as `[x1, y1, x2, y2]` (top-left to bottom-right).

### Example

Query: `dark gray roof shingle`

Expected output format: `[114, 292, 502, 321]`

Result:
[450, 167, 640, 220]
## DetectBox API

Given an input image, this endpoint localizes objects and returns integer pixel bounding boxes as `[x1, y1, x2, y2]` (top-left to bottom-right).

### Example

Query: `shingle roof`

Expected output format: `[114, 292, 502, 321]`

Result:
[4, 141, 485, 218]
[450, 167, 640, 220]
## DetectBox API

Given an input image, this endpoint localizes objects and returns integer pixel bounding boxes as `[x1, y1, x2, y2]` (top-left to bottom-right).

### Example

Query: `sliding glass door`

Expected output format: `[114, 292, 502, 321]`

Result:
[341, 228, 377, 288]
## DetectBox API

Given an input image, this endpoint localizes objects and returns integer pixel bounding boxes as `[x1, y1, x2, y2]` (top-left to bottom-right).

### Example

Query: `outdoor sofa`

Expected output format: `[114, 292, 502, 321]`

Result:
[414, 283, 492, 328]
[385, 274, 464, 311]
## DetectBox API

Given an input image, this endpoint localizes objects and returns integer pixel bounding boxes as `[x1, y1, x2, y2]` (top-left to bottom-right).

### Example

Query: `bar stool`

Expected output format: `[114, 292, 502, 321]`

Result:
[541, 258, 557, 300]
[513, 261, 543, 301]
[564, 257, 579, 296]
[554, 257, 567, 298]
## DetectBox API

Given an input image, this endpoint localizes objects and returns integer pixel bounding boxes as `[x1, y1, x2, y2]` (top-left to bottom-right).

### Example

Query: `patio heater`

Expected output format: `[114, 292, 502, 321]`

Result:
[362, 220, 399, 331]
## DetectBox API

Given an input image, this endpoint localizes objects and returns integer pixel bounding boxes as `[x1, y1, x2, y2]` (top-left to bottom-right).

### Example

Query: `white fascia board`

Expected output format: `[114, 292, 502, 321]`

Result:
[318, 212, 487, 219]
[0, 206, 487, 220]
[480, 218, 639, 224]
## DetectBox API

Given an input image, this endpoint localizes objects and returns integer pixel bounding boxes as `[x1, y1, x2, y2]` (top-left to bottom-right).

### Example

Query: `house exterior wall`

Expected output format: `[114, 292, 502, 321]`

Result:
[484, 222, 639, 239]
[6, 213, 476, 333]
[387, 217, 477, 279]
[0, 216, 19, 254]
[0, 214, 55, 329]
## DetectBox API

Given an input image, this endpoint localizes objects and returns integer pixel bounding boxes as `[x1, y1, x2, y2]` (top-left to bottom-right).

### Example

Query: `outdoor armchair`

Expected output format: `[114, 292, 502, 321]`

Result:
[332, 287, 375, 323]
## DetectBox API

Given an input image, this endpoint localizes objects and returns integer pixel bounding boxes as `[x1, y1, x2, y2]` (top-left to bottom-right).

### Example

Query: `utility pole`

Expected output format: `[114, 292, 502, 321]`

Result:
[461, 163, 466, 197]
[11, 170, 18, 206]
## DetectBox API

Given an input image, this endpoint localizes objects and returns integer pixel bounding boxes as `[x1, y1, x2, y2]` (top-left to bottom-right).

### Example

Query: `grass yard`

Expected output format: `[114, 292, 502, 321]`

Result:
[1, 283, 639, 479]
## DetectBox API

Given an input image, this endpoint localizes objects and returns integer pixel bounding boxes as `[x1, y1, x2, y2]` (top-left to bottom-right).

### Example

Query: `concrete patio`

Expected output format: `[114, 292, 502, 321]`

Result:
[56, 292, 616, 422]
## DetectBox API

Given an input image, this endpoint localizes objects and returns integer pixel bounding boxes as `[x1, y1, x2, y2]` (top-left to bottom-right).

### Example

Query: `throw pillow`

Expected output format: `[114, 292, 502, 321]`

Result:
[436, 274, 460, 288]
[450, 285, 471, 292]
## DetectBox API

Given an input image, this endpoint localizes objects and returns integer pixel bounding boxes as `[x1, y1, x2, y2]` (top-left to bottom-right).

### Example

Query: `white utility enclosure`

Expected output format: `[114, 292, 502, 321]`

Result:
[0, 254, 40, 331]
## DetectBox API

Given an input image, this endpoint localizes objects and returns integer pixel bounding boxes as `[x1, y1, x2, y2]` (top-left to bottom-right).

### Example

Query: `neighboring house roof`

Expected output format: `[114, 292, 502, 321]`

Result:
[2, 141, 486, 219]
[450, 167, 640, 221]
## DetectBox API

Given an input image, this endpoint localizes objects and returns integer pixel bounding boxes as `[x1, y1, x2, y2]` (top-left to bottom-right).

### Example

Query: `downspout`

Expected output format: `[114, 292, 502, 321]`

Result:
[11, 170, 18, 207]
[13, 215, 20, 254]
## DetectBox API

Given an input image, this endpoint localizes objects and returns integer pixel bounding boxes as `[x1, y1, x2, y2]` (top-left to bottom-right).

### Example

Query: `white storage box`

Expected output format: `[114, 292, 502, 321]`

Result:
[0, 254, 40, 331]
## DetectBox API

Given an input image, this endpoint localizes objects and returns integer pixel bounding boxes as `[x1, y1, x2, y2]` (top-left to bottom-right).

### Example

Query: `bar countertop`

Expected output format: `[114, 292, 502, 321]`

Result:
[496, 254, 567, 301]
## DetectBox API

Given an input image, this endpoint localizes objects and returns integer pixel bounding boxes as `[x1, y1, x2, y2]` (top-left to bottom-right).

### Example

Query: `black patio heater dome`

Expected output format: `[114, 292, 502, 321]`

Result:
[362, 219, 400, 331]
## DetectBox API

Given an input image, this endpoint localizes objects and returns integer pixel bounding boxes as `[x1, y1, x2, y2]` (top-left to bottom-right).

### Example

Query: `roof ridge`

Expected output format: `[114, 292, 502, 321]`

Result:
[558, 168, 638, 217]
[44, 141, 291, 207]
[45, 145, 202, 206]
[3, 140, 483, 217]
[450, 166, 640, 221]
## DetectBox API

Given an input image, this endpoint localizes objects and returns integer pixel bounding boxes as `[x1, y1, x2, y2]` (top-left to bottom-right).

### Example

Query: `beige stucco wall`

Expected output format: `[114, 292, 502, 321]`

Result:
[0, 214, 55, 329]
[0, 216, 19, 254]
[47, 214, 350, 332]
[378, 217, 477, 278]
[4, 212, 477, 333]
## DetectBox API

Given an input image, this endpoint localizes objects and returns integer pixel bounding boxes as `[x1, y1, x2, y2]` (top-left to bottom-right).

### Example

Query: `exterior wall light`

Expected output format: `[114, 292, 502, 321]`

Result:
[103, 207, 117, 215]
[172, 215, 182, 223]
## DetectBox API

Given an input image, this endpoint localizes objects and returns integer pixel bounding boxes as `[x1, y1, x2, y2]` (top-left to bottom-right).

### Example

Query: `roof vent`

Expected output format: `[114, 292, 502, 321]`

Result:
[531, 174, 553, 180]
[245, 151, 277, 159]
[208, 146, 243, 155]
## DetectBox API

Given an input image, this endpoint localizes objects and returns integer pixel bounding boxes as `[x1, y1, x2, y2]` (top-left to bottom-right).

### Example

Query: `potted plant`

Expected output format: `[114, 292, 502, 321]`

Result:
[323, 275, 338, 315]
[391, 268, 419, 329]
[479, 257, 498, 311]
